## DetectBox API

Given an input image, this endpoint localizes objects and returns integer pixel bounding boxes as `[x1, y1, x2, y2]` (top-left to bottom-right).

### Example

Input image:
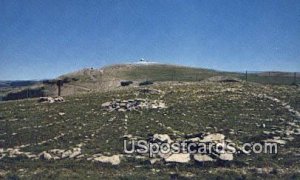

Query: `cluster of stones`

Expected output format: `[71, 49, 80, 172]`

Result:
[125, 133, 241, 165]
[38, 96, 65, 103]
[0, 146, 82, 161]
[0, 148, 36, 160]
[101, 98, 167, 112]
[39, 147, 83, 160]
[262, 121, 300, 145]
[87, 154, 122, 165]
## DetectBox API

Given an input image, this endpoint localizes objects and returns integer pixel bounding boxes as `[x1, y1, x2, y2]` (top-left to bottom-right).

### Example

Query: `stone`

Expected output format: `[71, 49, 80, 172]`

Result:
[149, 158, 161, 164]
[153, 134, 173, 143]
[118, 108, 127, 112]
[54, 97, 65, 102]
[101, 102, 111, 107]
[69, 148, 81, 158]
[61, 150, 72, 158]
[201, 133, 225, 142]
[102, 98, 167, 112]
[38, 96, 64, 103]
[194, 154, 214, 162]
[39, 151, 52, 160]
[94, 155, 121, 165]
[164, 153, 190, 163]
[263, 139, 287, 145]
[58, 112, 65, 116]
[219, 153, 233, 161]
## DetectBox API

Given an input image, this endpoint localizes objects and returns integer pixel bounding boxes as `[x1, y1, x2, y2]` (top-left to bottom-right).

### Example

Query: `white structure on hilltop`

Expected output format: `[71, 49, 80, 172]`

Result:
[136, 58, 158, 65]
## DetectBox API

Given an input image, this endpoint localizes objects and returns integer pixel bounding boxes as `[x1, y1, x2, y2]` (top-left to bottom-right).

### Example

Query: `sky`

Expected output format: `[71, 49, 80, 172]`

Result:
[0, 0, 299, 80]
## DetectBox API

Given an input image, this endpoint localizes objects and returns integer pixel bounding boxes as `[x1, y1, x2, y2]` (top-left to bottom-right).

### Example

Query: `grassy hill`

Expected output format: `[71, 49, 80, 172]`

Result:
[54, 64, 240, 96]
[0, 81, 299, 178]
[1, 64, 298, 101]
[61, 63, 236, 82]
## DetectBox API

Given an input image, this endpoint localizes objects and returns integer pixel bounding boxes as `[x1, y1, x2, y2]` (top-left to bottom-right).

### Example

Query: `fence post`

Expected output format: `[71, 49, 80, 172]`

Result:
[172, 70, 175, 81]
[245, 70, 248, 82]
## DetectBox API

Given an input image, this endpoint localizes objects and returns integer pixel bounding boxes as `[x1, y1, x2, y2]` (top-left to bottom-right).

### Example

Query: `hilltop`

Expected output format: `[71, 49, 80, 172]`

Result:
[1, 63, 298, 101]
[1, 64, 237, 100]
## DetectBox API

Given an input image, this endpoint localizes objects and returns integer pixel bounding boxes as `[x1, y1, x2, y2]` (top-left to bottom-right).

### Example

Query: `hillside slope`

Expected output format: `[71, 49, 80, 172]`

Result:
[0, 81, 299, 178]
[55, 63, 239, 96]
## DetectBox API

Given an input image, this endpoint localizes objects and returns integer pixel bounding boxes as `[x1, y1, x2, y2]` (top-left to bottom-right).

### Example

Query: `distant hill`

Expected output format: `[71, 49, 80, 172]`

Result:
[1, 63, 299, 101]
[0, 80, 40, 88]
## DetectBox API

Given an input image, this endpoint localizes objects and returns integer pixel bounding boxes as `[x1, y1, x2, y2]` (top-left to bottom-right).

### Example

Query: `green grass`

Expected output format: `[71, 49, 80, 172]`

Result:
[0, 82, 299, 178]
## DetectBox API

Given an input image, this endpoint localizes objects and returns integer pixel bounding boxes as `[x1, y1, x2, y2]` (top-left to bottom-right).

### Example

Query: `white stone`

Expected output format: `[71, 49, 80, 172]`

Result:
[201, 133, 225, 142]
[219, 153, 233, 161]
[193, 154, 214, 162]
[94, 155, 121, 165]
[153, 134, 173, 143]
[164, 153, 190, 163]
[39, 151, 52, 160]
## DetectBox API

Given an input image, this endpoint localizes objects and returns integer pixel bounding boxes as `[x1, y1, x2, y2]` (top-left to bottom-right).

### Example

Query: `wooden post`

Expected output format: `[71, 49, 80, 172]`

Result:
[56, 80, 63, 96]
[245, 70, 248, 82]
[27, 88, 29, 98]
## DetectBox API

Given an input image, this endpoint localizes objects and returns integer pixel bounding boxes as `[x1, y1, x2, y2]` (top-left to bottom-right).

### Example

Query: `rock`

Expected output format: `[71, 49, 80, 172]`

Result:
[69, 148, 81, 158]
[219, 153, 233, 161]
[118, 108, 127, 112]
[164, 153, 190, 163]
[102, 99, 167, 112]
[263, 139, 287, 145]
[153, 134, 173, 143]
[201, 133, 225, 142]
[61, 150, 72, 158]
[49, 149, 65, 155]
[101, 102, 111, 107]
[54, 97, 65, 102]
[39, 151, 52, 160]
[38, 96, 64, 103]
[94, 155, 121, 165]
[193, 154, 214, 162]
[38, 97, 54, 103]
[7, 149, 21, 157]
[58, 112, 65, 116]
[187, 137, 201, 142]
[149, 158, 161, 164]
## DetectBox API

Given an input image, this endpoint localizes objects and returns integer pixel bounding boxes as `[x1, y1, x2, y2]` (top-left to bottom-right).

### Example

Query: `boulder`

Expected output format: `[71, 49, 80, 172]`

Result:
[153, 134, 173, 143]
[149, 158, 161, 164]
[219, 153, 233, 161]
[101, 102, 111, 107]
[61, 150, 72, 158]
[201, 133, 225, 142]
[39, 151, 52, 160]
[263, 139, 286, 145]
[94, 155, 121, 165]
[164, 153, 190, 163]
[69, 148, 81, 158]
[193, 154, 214, 162]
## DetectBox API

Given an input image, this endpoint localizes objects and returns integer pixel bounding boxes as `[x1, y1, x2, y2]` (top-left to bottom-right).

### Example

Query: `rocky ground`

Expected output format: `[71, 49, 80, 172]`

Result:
[0, 81, 299, 179]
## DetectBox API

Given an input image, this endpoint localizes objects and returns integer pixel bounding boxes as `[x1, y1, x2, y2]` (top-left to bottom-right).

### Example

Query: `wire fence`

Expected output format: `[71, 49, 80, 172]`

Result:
[241, 71, 299, 85]
[135, 70, 299, 86]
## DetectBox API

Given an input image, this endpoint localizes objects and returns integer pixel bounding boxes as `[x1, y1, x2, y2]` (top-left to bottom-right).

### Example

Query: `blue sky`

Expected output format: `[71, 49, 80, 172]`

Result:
[0, 0, 299, 80]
